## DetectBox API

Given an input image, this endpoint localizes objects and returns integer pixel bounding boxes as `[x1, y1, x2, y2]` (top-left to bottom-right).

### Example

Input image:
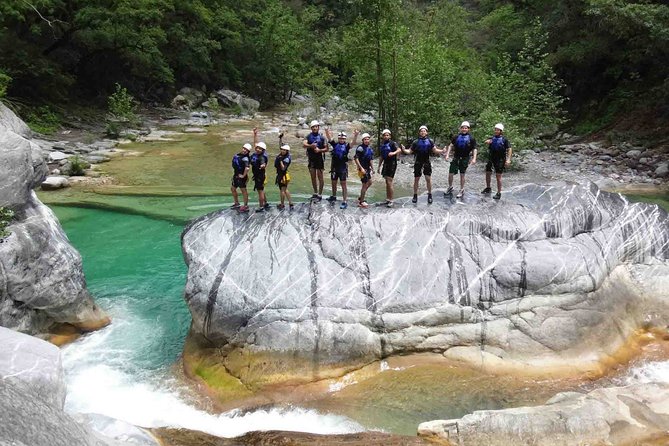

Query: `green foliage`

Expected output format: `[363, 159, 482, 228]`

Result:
[0, 207, 14, 241]
[108, 84, 137, 122]
[106, 84, 138, 137]
[0, 70, 10, 98]
[69, 156, 86, 176]
[206, 93, 220, 114]
[26, 106, 61, 135]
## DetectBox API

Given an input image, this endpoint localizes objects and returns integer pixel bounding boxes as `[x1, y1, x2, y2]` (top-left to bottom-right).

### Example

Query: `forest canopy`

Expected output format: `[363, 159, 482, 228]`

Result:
[1, 0, 667, 142]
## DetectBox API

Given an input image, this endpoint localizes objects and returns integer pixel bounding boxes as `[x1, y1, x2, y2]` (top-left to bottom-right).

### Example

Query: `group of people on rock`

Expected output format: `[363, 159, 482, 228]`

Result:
[229, 121, 512, 212]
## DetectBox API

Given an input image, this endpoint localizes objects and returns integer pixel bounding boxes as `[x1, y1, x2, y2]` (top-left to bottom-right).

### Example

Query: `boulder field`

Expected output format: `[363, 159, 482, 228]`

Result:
[0, 103, 109, 339]
[181, 182, 669, 389]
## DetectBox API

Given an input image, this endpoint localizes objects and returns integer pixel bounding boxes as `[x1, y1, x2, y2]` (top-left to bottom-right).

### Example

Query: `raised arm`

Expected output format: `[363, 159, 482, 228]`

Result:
[351, 129, 360, 147]
[253, 127, 258, 148]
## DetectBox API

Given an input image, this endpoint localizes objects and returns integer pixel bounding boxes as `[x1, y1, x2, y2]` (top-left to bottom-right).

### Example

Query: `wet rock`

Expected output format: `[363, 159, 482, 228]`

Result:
[418, 383, 669, 446]
[0, 327, 65, 408]
[182, 182, 669, 387]
[626, 149, 642, 159]
[0, 102, 109, 336]
[41, 176, 70, 190]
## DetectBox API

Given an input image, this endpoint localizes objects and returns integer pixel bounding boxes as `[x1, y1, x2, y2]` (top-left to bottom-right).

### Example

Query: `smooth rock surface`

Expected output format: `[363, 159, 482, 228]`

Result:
[0, 326, 65, 408]
[0, 102, 109, 335]
[417, 383, 669, 445]
[41, 175, 70, 190]
[182, 182, 669, 384]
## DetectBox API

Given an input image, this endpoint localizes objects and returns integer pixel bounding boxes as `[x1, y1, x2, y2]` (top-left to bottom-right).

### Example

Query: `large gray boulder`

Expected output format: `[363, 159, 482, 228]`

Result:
[214, 89, 260, 113]
[0, 327, 159, 446]
[181, 182, 669, 386]
[0, 326, 66, 408]
[0, 102, 109, 336]
[0, 104, 48, 208]
[417, 383, 669, 445]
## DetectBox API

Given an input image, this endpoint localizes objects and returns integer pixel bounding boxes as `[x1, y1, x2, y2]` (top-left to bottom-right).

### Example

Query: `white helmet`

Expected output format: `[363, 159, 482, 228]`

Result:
[494, 123, 504, 131]
[255, 142, 267, 150]
[419, 125, 428, 132]
[309, 120, 320, 128]
[242, 143, 252, 151]
[361, 133, 371, 139]
[337, 131, 347, 138]
[460, 121, 470, 128]
[381, 128, 391, 135]
[280, 144, 290, 151]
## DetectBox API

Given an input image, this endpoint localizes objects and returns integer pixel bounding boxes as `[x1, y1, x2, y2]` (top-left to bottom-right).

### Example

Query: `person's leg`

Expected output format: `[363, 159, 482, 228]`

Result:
[259, 189, 266, 207]
[413, 177, 420, 195]
[331, 178, 338, 198]
[448, 173, 454, 188]
[317, 169, 324, 196]
[241, 187, 248, 206]
[341, 180, 348, 202]
[285, 187, 293, 205]
[496, 173, 503, 192]
[426, 175, 432, 194]
[459, 173, 466, 190]
[385, 177, 392, 201]
[279, 186, 285, 206]
[486, 171, 492, 189]
[309, 167, 318, 194]
[231, 186, 239, 205]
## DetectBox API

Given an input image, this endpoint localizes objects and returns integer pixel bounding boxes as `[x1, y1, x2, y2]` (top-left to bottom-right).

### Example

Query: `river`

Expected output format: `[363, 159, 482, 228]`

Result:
[41, 126, 669, 438]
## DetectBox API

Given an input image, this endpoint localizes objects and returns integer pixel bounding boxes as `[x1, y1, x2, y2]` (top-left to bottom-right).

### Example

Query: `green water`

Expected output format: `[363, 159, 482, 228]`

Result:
[53, 206, 190, 368]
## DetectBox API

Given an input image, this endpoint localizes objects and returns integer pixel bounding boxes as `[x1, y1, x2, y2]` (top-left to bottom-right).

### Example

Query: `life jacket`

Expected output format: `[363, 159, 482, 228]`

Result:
[357, 145, 373, 167]
[306, 132, 325, 151]
[275, 154, 290, 172]
[331, 142, 349, 162]
[455, 134, 471, 151]
[490, 135, 506, 152]
[379, 141, 395, 160]
[232, 153, 245, 173]
[250, 153, 268, 170]
[414, 137, 433, 156]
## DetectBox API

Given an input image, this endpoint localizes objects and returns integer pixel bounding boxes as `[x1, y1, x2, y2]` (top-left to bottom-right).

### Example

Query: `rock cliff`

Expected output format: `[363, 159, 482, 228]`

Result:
[182, 181, 669, 386]
[0, 103, 109, 337]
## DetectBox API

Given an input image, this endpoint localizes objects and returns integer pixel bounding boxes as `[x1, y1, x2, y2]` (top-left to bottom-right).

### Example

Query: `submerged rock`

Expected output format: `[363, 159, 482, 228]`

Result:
[0, 102, 109, 337]
[181, 182, 669, 387]
[417, 383, 669, 445]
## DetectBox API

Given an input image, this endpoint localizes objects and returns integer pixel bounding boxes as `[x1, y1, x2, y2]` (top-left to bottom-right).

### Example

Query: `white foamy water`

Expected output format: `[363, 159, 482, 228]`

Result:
[624, 360, 669, 385]
[61, 303, 364, 438]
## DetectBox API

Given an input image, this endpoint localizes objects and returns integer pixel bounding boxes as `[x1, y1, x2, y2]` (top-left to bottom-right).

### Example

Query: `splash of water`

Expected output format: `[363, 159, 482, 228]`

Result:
[61, 302, 364, 438]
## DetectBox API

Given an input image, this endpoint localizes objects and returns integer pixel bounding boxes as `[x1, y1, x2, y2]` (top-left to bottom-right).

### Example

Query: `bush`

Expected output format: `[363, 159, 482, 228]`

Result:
[0, 207, 14, 241]
[69, 156, 86, 176]
[0, 71, 11, 99]
[107, 83, 138, 130]
[26, 106, 61, 135]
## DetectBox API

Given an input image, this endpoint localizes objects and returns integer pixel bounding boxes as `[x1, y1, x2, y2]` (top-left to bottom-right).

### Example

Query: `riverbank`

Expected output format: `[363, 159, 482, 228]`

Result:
[32, 106, 668, 209]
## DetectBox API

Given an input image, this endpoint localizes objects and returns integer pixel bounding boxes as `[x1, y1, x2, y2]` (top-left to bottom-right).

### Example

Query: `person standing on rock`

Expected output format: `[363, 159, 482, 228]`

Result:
[324, 128, 359, 209]
[403, 125, 445, 204]
[354, 132, 375, 208]
[482, 123, 512, 200]
[302, 120, 328, 201]
[274, 140, 294, 210]
[445, 121, 477, 199]
[251, 141, 269, 212]
[230, 143, 251, 213]
[376, 128, 404, 208]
